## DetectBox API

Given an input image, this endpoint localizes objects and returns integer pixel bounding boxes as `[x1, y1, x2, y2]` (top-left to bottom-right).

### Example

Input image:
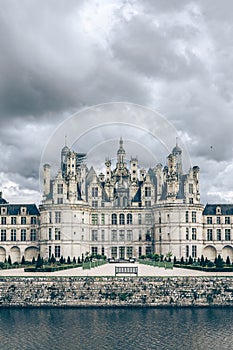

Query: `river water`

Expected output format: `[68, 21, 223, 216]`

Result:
[0, 308, 232, 350]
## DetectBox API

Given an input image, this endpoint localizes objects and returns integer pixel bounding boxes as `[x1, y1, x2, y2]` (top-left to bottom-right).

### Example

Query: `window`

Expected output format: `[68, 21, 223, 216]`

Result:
[146, 231, 151, 241]
[49, 212, 52, 224]
[21, 217, 26, 225]
[146, 246, 151, 255]
[11, 229, 16, 241]
[119, 230, 125, 241]
[101, 214, 105, 225]
[127, 213, 132, 225]
[111, 230, 117, 241]
[225, 229, 231, 241]
[145, 214, 152, 225]
[186, 245, 189, 258]
[31, 216, 37, 225]
[112, 213, 117, 225]
[92, 187, 98, 197]
[189, 184, 193, 194]
[57, 198, 63, 204]
[139, 246, 142, 257]
[207, 229, 213, 241]
[192, 228, 197, 240]
[192, 211, 196, 223]
[91, 230, 98, 241]
[101, 247, 105, 256]
[30, 229, 37, 241]
[186, 228, 189, 240]
[225, 217, 230, 224]
[185, 211, 189, 223]
[145, 201, 151, 207]
[55, 212, 61, 224]
[217, 229, 221, 240]
[49, 246, 51, 258]
[189, 198, 193, 204]
[119, 213, 125, 225]
[127, 247, 133, 258]
[1, 229, 6, 241]
[216, 216, 221, 224]
[57, 183, 63, 194]
[138, 230, 142, 241]
[91, 213, 98, 225]
[145, 187, 151, 197]
[101, 230, 105, 241]
[1, 217, 6, 225]
[49, 228, 52, 240]
[21, 229, 26, 241]
[55, 246, 60, 258]
[11, 217, 17, 225]
[192, 245, 197, 258]
[127, 230, 133, 241]
[92, 200, 98, 208]
[55, 228, 61, 240]
[138, 213, 142, 225]
[111, 247, 117, 259]
[207, 217, 212, 224]
[91, 247, 98, 255]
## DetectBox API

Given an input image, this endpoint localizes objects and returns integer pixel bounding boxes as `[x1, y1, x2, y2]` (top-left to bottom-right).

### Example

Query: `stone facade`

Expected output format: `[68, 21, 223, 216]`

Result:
[0, 194, 40, 263]
[39, 139, 204, 261]
[1, 140, 233, 263]
[0, 277, 233, 307]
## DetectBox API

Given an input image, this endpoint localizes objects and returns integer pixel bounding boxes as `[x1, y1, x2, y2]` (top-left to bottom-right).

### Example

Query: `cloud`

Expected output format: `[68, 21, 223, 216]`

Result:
[0, 0, 233, 205]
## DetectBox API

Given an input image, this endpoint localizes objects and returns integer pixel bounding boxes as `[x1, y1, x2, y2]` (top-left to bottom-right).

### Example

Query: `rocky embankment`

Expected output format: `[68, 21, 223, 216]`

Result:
[0, 276, 233, 307]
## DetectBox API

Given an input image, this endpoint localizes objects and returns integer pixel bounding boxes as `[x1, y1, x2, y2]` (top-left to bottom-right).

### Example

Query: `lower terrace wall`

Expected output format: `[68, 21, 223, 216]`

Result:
[0, 276, 233, 307]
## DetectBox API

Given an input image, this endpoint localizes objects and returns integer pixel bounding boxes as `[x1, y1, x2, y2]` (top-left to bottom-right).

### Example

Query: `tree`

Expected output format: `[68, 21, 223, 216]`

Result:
[73, 257, 76, 264]
[166, 251, 173, 262]
[51, 254, 56, 264]
[8, 255, 12, 265]
[226, 256, 231, 265]
[200, 255, 205, 267]
[188, 256, 193, 265]
[21, 255, 25, 265]
[215, 254, 224, 268]
[67, 256, 71, 264]
[32, 256, 35, 265]
[180, 256, 184, 264]
[36, 254, 43, 268]
[173, 256, 176, 264]
[59, 256, 64, 264]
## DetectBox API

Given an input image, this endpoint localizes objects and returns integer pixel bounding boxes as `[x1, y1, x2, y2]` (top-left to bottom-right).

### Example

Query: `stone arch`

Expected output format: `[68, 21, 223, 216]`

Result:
[10, 246, 20, 263]
[24, 246, 39, 261]
[203, 245, 217, 261]
[0, 246, 6, 262]
[222, 245, 233, 261]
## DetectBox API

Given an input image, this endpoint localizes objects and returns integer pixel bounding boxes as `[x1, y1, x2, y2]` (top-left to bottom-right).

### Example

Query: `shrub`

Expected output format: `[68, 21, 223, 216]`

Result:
[226, 256, 231, 265]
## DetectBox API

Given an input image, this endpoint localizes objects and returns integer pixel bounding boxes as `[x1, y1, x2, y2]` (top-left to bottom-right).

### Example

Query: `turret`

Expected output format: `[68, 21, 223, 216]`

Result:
[172, 140, 182, 176]
[43, 164, 51, 196]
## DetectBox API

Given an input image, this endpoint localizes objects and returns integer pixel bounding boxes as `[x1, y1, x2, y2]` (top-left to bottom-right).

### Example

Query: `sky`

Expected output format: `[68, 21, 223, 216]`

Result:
[1, 0, 233, 205]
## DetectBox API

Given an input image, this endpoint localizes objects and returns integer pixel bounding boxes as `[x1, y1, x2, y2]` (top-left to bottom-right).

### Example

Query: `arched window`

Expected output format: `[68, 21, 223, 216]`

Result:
[119, 213, 125, 225]
[123, 197, 128, 207]
[112, 213, 117, 225]
[127, 213, 132, 225]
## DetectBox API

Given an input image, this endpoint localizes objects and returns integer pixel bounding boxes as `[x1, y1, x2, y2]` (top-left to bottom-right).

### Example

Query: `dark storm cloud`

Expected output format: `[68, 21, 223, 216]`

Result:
[0, 0, 233, 204]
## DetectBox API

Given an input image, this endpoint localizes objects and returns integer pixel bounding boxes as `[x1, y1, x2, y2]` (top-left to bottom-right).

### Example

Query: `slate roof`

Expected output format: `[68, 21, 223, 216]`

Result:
[203, 204, 233, 215]
[0, 204, 40, 216]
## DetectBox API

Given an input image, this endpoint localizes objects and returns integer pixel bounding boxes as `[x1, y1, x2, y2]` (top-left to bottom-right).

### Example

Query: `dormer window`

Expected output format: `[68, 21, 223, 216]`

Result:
[1, 207, 6, 215]
[216, 206, 221, 215]
[21, 207, 26, 215]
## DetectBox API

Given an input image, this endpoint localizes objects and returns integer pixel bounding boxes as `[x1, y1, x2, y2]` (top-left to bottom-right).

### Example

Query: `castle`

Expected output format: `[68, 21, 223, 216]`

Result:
[0, 139, 233, 263]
